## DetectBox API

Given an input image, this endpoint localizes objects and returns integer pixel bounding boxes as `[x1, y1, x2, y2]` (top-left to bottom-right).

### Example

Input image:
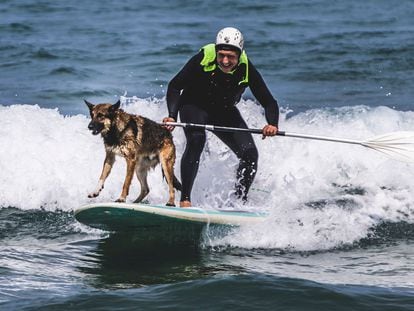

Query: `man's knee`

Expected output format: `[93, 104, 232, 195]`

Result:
[184, 130, 206, 161]
[186, 130, 206, 147]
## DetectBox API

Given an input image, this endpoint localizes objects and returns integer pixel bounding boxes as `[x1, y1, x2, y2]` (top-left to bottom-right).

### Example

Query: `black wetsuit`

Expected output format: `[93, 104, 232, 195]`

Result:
[167, 49, 279, 202]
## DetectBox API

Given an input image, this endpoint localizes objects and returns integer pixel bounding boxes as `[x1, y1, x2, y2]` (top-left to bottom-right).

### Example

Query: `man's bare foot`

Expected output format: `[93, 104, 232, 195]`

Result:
[180, 200, 192, 208]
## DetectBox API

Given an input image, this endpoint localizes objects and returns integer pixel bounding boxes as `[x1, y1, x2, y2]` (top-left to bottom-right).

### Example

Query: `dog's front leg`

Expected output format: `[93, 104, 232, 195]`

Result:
[88, 152, 115, 198]
[116, 157, 136, 202]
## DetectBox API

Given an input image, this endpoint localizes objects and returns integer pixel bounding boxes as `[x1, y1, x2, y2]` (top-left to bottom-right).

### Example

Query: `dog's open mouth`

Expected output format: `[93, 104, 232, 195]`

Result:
[88, 122, 104, 135]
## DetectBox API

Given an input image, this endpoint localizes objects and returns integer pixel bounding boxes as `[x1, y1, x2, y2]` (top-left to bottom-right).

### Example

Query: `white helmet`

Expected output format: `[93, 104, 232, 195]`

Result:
[216, 27, 244, 53]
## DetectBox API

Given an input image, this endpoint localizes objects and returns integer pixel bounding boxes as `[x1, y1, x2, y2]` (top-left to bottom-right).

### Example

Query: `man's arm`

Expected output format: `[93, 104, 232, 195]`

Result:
[248, 60, 279, 128]
[248, 60, 279, 138]
[166, 52, 203, 121]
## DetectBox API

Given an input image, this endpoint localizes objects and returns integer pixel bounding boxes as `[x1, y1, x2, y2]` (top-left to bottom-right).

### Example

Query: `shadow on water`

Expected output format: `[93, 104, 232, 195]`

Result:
[72, 205, 242, 287]
[78, 228, 234, 288]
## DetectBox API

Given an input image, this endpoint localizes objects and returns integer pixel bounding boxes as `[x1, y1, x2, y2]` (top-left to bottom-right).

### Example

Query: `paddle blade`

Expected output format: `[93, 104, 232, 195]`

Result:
[362, 131, 414, 163]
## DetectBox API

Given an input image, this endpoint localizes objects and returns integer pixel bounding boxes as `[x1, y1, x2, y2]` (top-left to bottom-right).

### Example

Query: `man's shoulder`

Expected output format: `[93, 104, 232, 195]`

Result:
[185, 50, 204, 66]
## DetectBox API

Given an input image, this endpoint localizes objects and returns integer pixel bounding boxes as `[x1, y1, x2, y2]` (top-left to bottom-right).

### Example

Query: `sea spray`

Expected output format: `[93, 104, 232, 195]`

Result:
[1, 100, 413, 251]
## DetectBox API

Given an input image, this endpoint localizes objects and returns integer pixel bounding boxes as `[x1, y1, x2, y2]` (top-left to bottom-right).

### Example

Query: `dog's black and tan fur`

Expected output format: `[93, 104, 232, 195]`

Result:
[86, 100, 181, 206]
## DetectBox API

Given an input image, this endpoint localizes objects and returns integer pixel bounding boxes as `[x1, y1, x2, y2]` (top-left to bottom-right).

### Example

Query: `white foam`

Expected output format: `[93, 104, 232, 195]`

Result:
[1, 100, 413, 250]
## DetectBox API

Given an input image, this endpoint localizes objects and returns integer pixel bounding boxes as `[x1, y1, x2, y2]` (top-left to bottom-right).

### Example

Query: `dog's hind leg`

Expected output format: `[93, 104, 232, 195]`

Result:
[133, 158, 150, 203]
[159, 141, 177, 206]
[88, 152, 115, 198]
[116, 157, 136, 202]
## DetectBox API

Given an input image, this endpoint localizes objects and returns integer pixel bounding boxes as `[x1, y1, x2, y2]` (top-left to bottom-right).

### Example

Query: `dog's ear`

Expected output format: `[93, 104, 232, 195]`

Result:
[109, 100, 121, 113]
[84, 99, 94, 115]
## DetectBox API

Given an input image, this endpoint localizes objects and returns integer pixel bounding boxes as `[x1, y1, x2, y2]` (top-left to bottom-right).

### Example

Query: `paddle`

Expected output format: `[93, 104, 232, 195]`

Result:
[162, 121, 414, 163]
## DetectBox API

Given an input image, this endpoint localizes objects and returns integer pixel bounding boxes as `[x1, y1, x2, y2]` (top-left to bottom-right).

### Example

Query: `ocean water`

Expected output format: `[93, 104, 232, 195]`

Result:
[1, 0, 414, 310]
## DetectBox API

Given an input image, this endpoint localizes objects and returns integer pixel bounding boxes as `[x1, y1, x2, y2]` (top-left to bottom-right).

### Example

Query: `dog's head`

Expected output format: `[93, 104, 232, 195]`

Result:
[85, 100, 120, 136]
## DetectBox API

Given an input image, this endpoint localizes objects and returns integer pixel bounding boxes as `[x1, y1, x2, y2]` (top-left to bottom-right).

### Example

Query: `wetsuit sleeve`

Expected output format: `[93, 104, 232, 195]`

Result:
[166, 52, 203, 120]
[248, 60, 279, 127]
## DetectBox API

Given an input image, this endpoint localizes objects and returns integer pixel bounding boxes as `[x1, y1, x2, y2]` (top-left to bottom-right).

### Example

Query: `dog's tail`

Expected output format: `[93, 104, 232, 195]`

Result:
[162, 169, 182, 191]
[172, 175, 182, 191]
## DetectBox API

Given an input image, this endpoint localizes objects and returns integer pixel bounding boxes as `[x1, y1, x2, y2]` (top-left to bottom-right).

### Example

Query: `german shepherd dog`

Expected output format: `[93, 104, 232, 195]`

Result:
[85, 100, 181, 206]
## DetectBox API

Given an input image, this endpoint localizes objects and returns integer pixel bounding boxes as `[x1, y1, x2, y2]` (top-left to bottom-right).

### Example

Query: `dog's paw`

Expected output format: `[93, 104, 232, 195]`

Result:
[165, 202, 176, 207]
[88, 192, 100, 198]
[115, 198, 126, 203]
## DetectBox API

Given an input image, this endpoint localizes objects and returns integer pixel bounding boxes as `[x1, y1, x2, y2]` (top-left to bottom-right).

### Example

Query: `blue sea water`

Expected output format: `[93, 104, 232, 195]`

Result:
[1, 0, 414, 310]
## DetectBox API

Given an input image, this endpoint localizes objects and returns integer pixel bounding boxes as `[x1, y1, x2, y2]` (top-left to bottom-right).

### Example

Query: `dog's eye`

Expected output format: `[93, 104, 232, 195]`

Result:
[97, 113, 104, 119]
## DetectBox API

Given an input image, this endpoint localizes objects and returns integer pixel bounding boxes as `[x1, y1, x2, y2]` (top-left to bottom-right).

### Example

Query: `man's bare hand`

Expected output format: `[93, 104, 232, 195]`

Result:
[162, 117, 176, 131]
[262, 124, 278, 139]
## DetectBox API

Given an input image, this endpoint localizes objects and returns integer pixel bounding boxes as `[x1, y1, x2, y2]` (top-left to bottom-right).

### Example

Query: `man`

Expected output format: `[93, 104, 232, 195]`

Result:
[163, 27, 279, 208]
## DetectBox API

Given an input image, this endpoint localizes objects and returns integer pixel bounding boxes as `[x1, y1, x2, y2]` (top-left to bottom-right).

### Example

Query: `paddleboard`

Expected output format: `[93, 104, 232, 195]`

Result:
[74, 202, 267, 246]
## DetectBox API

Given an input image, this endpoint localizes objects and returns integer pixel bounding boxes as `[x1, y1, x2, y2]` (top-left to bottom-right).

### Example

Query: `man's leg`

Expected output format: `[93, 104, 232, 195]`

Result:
[213, 110, 258, 201]
[180, 128, 206, 204]
[178, 105, 209, 206]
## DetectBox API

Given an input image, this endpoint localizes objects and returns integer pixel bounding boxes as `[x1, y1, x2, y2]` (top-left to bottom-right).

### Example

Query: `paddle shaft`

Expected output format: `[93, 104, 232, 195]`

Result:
[162, 121, 362, 146]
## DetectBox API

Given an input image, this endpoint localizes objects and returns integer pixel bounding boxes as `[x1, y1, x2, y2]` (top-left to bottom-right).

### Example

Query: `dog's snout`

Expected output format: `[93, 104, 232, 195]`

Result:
[88, 120, 103, 135]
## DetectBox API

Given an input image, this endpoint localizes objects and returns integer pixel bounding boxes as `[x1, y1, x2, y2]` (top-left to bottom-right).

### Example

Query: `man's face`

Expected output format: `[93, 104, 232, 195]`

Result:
[216, 50, 239, 73]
